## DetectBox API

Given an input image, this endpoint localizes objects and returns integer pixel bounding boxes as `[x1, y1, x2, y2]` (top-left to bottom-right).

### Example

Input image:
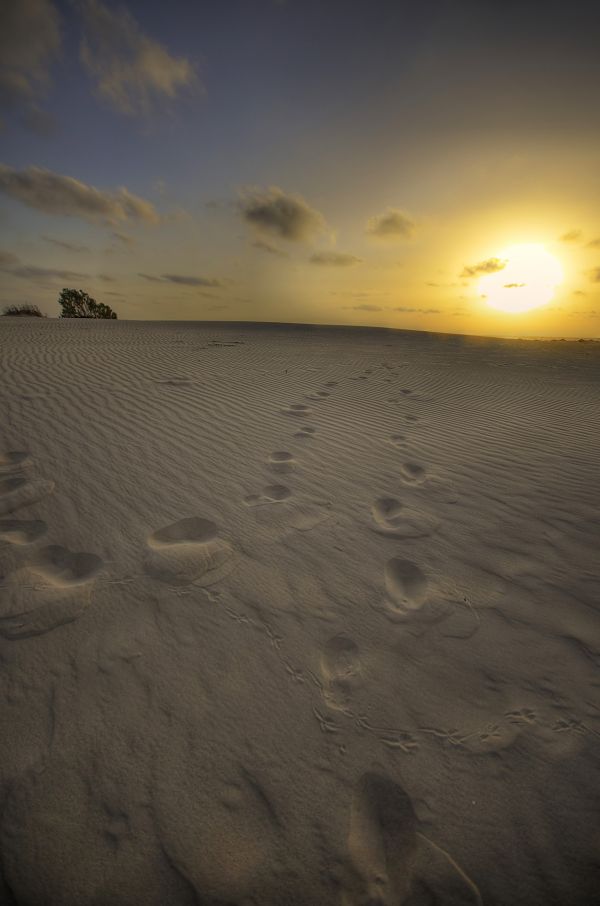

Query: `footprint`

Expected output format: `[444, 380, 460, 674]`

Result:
[371, 498, 437, 539]
[405, 414, 419, 423]
[281, 404, 311, 417]
[0, 451, 30, 472]
[268, 451, 295, 474]
[0, 544, 103, 639]
[0, 476, 54, 516]
[294, 425, 316, 439]
[400, 462, 426, 484]
[384, 558, 429, 617]
[343, 772, 481, 906]
[389, 434, 406, 446]
[400, 388, 413, 395]
[344, 772, 417, 905]
[244, 485, 292, 507]
[145, 516, 233, 586]
[320, 636, 362, 712]
[0, 519, 47, 544]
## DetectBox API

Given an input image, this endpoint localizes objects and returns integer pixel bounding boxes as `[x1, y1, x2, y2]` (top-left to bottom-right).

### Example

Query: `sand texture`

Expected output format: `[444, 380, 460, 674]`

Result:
[0, 319, 599, 905]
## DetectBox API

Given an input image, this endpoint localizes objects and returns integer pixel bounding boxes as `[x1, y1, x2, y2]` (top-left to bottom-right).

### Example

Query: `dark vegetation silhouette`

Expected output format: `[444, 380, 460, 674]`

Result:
[2, 304, 46, 317]
[58, 288, 118, 319]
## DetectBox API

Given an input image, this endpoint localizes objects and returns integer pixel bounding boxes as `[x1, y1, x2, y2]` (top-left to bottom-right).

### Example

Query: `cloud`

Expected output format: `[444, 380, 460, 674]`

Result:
[587, 267, 600, 283]
[238, 186, 326, 241]
[344, 304, 383, 312]
[0, 250, 20, 268]
[138, 272, 223, 287]
[78, 0, 199, 116]
[252, 239, 288, 257]
[392, 306, 441, 314]
[586, 238, 600, 249]
[559, 229, 582, 242]
[572, 290, 587, 296]
[111, 230, 135, 248]
[366, 208, 415, 240]
[5, 263, 89, 280]
[42, 235, 90, 252]
[0, 163, 160, 225]
[96, 273, 115, 282]
[504, 282, 525, 288]
[460, 257, 506, 278]
[0, 0, 61, 133]
[309, 251, 362, 267]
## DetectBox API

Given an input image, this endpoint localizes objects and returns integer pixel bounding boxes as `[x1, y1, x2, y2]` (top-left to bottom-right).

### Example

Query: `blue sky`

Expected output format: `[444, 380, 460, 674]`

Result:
[1, 0, 600, 334]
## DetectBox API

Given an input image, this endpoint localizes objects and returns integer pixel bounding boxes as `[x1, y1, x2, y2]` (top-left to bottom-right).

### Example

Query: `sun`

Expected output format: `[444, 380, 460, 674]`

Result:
[479, 243, 563, 313]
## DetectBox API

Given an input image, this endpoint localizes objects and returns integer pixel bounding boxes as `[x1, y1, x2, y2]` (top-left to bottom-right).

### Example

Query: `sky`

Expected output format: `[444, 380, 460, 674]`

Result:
[1, 0, 600, 336]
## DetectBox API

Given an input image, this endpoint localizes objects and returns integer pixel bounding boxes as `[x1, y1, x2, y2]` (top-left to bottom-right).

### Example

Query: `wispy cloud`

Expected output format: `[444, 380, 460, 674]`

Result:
[460, 257, 506, 278]
[393, 306, 441, 314]
[344, 304, 383, 312]
[78, 0, 200, 115]
[238, 186, 326, 241]
[559, 229, 582, 242]
[309, 251, 362, 267]
[42, 235, 90, 253]
[366, 208, 415, 240]
[252, 238, 288, 257]
[111, 230, 136, 248]
[0, 249, 89, 281]
[138, 272, 224, 287]
[0, 0, 61, 133]
[0, 163, 160, 225]
[586, 238, 600, 250]
[587, 267, 600, 283]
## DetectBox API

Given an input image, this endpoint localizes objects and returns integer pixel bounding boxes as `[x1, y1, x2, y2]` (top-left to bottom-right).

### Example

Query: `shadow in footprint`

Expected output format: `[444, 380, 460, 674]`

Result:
[268, 451, 295, 474]
[0, 519, 47, 545]
[244, 485, 292, 507]
[0, 476, 54, 516]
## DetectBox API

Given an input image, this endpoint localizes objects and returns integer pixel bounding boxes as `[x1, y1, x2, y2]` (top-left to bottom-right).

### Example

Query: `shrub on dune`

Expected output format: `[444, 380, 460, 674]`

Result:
[2, 304, 46, 317]
[58, 288, 118, 319]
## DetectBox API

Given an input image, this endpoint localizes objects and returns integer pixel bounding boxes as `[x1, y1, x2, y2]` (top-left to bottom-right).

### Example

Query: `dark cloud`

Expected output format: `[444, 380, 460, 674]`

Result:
[504, 282, 525, 288]
[238, 186, 326, 241]
[0, 0, 61, 133]
[0, 163, 160, 225]
[344, 304, 383, 312]
[42, 235, 90, 253]
[309, 251, 362, 266]
[587, 267, 600, 283]
[366, 208, 415, 240]
[78, 0, 200, 115]
[559, 229, 582, 242]
[7, 264, 89, 280]
[252, 239, 288, 257]
[139, 273, 223, 287]
[460, 257, 506, 278]
[586, 238, 600, 250]
[96, 274, 115, 282]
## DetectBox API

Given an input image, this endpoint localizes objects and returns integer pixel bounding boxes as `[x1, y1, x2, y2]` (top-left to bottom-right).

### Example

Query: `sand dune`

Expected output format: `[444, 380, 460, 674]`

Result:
[0, 319, 599, 905]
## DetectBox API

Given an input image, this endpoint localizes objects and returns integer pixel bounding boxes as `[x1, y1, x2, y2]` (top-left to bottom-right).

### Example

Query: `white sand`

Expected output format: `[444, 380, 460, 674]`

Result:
[0, 318, 598, 905]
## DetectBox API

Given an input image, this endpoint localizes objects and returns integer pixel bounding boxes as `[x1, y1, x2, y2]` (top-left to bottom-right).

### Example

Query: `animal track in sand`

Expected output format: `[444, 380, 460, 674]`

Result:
[400, 462, 426, 484]
[145, 516, 233, 586]
[281, 403, 311, 416]
[343, 772, 482, 906]
[0, 544, 103, 639]
[320, 635, 362, 712]
[0, 519, 47, 545]
[371, 498, 437, 539]
[268, 451, 295, 473]
[0, 475, 54, 516]
[244, 485, 292, 507]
